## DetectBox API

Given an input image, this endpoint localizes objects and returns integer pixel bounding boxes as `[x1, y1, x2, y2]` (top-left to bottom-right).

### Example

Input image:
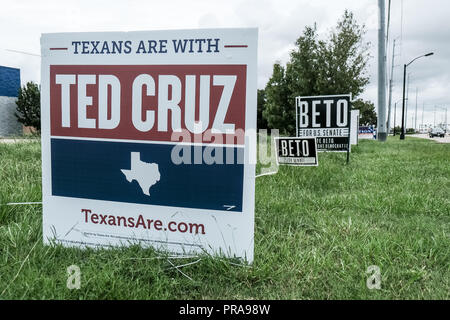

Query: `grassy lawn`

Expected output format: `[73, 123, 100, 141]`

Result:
[0, 137, 448, 299]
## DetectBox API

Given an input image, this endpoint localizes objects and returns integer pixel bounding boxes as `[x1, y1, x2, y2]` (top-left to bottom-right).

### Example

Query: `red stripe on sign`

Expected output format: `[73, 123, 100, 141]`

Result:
[50, 48, 68, 50]
[49, 65, 247, 145]
[224, 45, 248, 48]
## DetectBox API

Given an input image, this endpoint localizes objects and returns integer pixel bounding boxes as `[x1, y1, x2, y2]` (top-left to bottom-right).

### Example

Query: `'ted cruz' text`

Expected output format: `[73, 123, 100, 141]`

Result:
[50, 65, 247, 142]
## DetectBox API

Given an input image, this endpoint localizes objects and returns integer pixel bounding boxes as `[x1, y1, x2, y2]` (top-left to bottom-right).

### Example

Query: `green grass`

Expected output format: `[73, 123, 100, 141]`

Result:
[0, 137, 448, 299]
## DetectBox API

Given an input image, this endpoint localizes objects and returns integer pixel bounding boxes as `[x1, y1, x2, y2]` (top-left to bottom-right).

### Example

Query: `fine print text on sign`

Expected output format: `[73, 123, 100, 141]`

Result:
[41, 28, 257, 262]
[296, 94, 351, 152]
[275, 137, 318, 166]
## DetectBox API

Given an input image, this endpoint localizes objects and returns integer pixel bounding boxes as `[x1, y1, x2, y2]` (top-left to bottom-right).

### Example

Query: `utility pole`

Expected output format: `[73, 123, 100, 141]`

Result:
[400, 66, 407, 138]
[414, 88, 418, 131]
[422, 102, 425, 132]
[436, 106, 448, 132]
[386, 0, 391, 49]
[377, 0, 387, 141]
[442, 107, 447, 133]
[434, 106, 436, 127]
[405, 73, 410, 131]
[393, 102, 397, 135]
[444, 107, 448, 132]
[387, 39, 396, 135]
[400, 0, 403, 56]
[443, 108, 447, 131]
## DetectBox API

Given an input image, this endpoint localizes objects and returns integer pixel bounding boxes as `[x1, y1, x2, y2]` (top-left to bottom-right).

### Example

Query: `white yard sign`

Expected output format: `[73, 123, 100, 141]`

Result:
[350, 109, 360, 145]
[41, 28, 257, 262]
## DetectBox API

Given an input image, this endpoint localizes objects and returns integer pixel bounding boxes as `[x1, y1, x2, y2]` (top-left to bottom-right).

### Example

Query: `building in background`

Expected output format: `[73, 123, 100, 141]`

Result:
[0, 66, 21, 136]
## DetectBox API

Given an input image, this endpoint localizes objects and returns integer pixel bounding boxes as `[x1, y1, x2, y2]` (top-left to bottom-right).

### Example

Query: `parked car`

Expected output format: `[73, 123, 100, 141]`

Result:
[429, 128, 445, 138]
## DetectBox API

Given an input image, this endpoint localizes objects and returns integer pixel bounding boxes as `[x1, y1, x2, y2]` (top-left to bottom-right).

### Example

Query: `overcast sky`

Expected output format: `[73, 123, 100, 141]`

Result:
[1, 0, 449, 126]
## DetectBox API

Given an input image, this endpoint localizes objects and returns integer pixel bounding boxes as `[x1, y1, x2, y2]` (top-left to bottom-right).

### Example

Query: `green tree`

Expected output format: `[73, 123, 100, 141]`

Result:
[315, 10, 370, 97]
[286, 24, 320, 100]
[263, 63, 291, 134]
[15, 81, 41, 132]
[353, 98, 377, 126]
[263, 10, 371, 135]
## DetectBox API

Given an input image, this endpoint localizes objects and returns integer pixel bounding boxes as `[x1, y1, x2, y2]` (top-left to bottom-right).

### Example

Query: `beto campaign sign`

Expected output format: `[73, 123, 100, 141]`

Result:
[296, 94, 351, 152]
[41, 29, 257, 262]
[275, 137, 318, 166]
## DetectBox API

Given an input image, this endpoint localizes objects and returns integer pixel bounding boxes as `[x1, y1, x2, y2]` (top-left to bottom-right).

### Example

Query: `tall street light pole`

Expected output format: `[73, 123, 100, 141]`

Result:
[405, 73, 410, 130]
[400, 52, 434, 140]
[393, 102, 397, 136]
[436, 106, 448, 132]
[387, 38, 397, 135]
[421, 102, 425, 132]
[434, 106, 437, 127]
[414, 87, 418, 132]
[377, 0, 387, 141]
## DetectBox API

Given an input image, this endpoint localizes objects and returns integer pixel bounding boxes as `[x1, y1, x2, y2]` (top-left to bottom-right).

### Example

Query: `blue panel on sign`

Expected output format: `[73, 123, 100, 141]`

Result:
[0, 66, 21, 97]
[50, 138, 244, 212]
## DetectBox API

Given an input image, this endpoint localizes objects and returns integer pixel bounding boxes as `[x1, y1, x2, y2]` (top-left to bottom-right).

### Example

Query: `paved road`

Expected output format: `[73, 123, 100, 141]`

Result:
[410, 133, 450, 144]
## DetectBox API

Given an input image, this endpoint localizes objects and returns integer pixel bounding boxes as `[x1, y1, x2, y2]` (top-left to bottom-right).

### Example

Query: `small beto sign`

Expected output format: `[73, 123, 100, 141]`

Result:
[296, 94, 351, 152]
[41, 28, 257, 262]
[275, 137, 318, 166]
[359, 126, 375, 139]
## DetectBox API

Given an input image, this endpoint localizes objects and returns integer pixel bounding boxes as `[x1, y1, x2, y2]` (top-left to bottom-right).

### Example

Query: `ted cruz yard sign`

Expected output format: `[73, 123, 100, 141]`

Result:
[296, 94, 351, 152]
[41, 29, 257, 262]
